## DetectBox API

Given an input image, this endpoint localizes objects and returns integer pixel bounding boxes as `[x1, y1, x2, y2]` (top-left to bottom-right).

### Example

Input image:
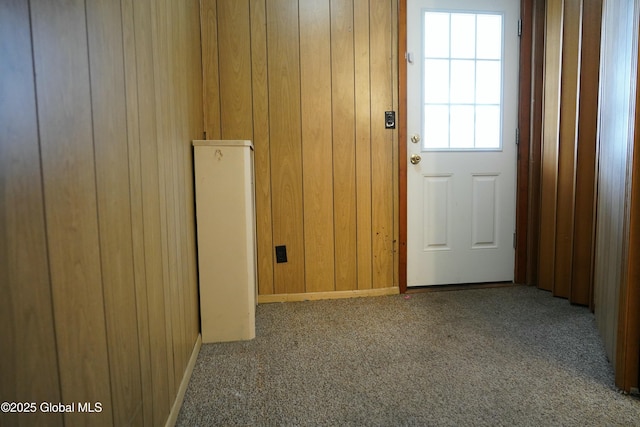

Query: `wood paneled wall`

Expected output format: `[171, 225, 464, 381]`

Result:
[537, 0, 602, 305]
[593, 0, 640, 386]
[202, 0, 399, 296]
[0, 0, 203, 425]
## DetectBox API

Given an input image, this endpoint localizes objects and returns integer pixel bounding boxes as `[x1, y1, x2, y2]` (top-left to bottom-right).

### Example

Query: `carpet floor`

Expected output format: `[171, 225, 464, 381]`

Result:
[176, 285, 640, 426]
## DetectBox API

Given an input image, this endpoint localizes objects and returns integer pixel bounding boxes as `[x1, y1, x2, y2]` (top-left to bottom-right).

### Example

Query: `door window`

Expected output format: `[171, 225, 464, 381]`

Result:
[422, 11, 504, 150]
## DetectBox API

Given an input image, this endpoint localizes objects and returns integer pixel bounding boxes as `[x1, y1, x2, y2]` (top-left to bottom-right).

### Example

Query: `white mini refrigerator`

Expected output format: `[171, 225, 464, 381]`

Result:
[192, 140, 256, 343]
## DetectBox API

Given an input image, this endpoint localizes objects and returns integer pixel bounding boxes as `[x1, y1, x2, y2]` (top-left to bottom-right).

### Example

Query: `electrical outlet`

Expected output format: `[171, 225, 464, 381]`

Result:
[275, 245, 287, 263]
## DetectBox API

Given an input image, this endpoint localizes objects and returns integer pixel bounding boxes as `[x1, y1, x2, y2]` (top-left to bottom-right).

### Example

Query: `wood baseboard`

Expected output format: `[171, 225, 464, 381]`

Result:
[257, 287, 399, 304]
[165, 334, 202, 427]
[406, 282, 519, 293]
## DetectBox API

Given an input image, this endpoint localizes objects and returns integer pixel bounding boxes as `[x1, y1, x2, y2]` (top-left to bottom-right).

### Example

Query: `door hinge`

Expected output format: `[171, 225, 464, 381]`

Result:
[515, 128, 520, 145]
[513, 232, 517, 249]
[518, 19, 522, 37]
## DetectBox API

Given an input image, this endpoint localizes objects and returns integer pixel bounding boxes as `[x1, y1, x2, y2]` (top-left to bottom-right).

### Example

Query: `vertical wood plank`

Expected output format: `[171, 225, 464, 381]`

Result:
[617, 41, 640, 389]
[0, 1, 63, 425]
[527, 0, 545, 286]
[398, 0, 408, 292]
[354, 0, 373, 290]
[188, 0, 201, 365]
[515, 0, 533, 284]
[143, 0, 173, 419]
[370, 0, 394, 288]
[120, 0, 154, 423]
[594, 0, 639, 370]
[169, 0, 189, 385]
[553, 0, 581, 298]
[201, 0, 222, 139]
[151, 0, 178, 400]
[188, 0, 205, 343]
[187, 0, 206, 143]
[391, 0, 399, 287]
[172, 0, 189, 374]
[537, 0, 563, 291]
[181, 0, 195, 382]
[182, 0, 203, 360]
[86, 0, 143, 423]
[250, 0, 275, 295]
[331, 0, 358, 291]
[267, 0, 305, 294]
[29, 0, 114, 423]
[218, 0, 253, 139]
[571, 0, 602, 306]
[162, 0, 186, 395]
[300, 0, 336, 292]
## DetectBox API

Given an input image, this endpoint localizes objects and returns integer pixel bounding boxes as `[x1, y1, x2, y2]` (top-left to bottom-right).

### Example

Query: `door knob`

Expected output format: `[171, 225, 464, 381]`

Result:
[411, 134, 421, 143]
[410, 154, 422, 165]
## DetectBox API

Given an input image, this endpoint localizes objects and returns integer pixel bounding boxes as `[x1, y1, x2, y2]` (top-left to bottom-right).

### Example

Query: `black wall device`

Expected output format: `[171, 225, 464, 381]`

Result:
[275, 245, 288, 263]
[385, 111, 396, 129]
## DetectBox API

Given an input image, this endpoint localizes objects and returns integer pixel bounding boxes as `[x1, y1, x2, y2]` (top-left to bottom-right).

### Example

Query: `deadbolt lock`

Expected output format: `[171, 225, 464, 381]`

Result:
[411, 134, 421, 143]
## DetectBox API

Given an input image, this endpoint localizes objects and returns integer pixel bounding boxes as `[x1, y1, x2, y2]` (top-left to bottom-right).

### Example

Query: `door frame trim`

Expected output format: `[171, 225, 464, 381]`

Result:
[397, 0, 533, 292]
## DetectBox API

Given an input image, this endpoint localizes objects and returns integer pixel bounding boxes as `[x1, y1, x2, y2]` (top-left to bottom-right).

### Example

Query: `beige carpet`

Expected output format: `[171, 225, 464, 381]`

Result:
[177, 285, 640, 426]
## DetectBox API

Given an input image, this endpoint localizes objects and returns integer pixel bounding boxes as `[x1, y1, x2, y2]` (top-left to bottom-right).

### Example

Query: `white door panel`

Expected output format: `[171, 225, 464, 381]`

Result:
[471, 174, 498, 248]
[407, 0, 519, 286]
[422, 174, 452, 250]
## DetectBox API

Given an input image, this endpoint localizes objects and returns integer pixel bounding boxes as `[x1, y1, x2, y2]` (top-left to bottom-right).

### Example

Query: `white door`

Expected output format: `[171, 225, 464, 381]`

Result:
[406, 0, 519, 286]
